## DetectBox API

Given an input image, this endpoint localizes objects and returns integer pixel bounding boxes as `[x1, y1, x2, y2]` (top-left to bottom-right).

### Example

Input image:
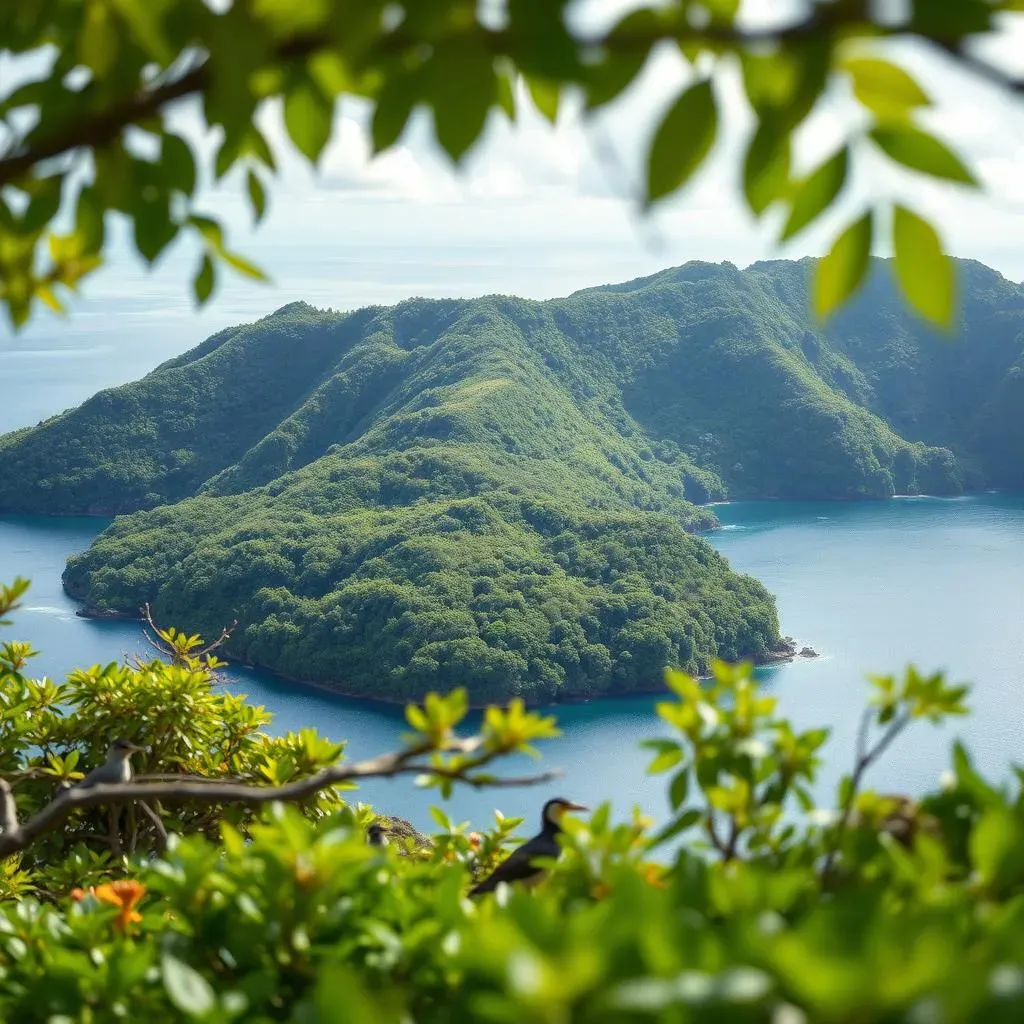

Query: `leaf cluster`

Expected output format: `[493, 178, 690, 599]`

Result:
[1, 0, 1020, 326]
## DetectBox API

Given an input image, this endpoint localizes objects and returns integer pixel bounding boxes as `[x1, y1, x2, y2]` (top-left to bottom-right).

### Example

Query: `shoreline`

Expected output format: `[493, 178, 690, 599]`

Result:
[66, 583, 813, 711]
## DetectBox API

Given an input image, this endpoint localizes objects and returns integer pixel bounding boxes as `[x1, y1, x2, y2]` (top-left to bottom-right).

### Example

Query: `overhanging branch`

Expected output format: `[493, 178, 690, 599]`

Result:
[1, 13, 1020, 190]
[0, 737, 560, 859]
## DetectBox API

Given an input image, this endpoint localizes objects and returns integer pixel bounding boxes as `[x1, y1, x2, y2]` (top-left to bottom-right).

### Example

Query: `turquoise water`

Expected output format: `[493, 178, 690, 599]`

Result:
[2, 494, 1022, 831]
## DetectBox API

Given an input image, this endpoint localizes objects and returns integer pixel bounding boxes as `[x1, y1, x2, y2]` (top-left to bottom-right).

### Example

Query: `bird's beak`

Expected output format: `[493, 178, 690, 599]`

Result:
[565, 802, 588, 813]
[126, 742, 145, 753]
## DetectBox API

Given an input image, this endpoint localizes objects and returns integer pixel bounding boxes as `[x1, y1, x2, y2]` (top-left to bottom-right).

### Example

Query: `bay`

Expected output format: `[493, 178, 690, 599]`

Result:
[2, 492, 1022, 832]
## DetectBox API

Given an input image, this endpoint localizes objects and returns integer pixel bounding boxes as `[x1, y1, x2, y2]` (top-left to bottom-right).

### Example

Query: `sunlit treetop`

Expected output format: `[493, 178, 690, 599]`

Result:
[0, 0, 1021, 330]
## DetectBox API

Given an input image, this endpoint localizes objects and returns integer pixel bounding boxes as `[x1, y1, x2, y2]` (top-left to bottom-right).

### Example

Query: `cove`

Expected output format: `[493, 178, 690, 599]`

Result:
[1, 493, 1022, 831]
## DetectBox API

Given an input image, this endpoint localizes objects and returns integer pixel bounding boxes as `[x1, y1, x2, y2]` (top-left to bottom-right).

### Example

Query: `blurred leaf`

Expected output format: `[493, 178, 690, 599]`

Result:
[892, 205, 955, 327]
[869, 125, 977, 185]
[843, 57, 930, 120]
[193, 252, 215, 305]
[430, 45, 495, 161]
[813, 212, 873, 320]
[647, 79, 718, 203]
[782, 146, 848, 241]
[284, 78, 333, 163]
[743, 121, 791, 216]
[162, 133, 196, 197]
[161, 953, 215, 1018]
[247, 169, 267, 223]
[372, 73, 419, 153]
[525, 76, 560, 123]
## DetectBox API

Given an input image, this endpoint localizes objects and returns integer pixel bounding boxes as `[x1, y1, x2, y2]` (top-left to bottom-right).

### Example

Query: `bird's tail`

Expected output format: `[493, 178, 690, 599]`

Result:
[468, 877, 498, 898]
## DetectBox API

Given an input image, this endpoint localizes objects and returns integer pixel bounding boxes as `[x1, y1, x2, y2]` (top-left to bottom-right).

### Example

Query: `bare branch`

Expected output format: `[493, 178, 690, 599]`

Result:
[0, 780, 18, 835]
[822, 709, 911, 882]
[138, 799, 168, 855]
[0, 737, 559, 860]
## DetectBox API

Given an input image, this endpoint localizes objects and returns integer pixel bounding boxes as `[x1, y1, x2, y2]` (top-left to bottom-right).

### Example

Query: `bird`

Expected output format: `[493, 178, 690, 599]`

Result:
[468, 797, 587, 897]
[366, 822, 388, 847]
[73, 738, 145, 789]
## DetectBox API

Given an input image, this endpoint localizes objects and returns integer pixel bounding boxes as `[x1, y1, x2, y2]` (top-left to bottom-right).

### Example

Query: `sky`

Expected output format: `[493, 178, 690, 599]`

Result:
[1, 0, 1023, 379]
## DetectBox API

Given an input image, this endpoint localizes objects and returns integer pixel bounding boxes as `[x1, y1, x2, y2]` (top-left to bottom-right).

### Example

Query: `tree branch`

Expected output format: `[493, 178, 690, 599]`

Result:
[2, 10, 1021, 191]
[0, 739, 560, 860]
[821, 709, 911, 882]
[0, 780, 18, 835]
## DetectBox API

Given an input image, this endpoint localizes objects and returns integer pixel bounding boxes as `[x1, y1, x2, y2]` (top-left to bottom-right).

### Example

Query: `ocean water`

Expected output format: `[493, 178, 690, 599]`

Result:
[2, 493, 1022, 832]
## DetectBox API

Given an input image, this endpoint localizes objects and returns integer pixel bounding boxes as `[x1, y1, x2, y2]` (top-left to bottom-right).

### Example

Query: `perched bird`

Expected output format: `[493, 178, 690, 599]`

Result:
[367, 822, 388, 847]
[469, 797, 587, 896]
[73, 739, 144, 789]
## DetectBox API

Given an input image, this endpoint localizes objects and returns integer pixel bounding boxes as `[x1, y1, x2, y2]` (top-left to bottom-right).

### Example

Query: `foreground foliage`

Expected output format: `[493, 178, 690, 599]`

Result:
[2, 0, 1020, 328]
[3, 581, 1024, 1022]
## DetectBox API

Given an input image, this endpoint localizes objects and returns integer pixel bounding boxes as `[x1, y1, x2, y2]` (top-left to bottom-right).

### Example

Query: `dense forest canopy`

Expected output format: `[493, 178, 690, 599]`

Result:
[1, 256, 1021, 704]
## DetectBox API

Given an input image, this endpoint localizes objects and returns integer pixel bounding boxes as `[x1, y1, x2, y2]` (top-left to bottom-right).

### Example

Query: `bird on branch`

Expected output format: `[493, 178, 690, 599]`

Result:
[469, 797, 587, 896]
[73, 739, 145, 789]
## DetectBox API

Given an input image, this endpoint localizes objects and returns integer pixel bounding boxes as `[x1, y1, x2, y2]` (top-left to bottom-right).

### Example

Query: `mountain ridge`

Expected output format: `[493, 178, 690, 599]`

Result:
[1, 257, 1021, 704]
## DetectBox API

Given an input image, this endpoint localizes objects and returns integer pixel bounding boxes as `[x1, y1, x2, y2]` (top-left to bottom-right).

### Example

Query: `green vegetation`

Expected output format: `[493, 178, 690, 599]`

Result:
[2, 0, 1018, 330]
[3, 258, 1022, 702]
[4, 582, 1024, 1023]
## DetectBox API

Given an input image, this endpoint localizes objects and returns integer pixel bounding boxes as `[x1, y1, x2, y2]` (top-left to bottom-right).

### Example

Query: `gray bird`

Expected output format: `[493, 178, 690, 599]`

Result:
[74, 738, 145, 789]
[367, 822, 388, 847]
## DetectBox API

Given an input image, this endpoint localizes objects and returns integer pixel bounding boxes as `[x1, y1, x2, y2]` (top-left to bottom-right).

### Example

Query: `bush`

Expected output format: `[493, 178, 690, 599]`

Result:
[2, 578, 1024, 1022]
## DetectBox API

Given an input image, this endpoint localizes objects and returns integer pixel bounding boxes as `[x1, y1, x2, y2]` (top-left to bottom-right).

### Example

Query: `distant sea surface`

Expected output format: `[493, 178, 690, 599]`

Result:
[2, 326, 1023, 831]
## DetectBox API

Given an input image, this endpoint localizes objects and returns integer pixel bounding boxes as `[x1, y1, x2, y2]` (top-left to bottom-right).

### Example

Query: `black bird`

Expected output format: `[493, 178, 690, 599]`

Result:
[366, 822, 388, 847]
[469, 798, 587, 896]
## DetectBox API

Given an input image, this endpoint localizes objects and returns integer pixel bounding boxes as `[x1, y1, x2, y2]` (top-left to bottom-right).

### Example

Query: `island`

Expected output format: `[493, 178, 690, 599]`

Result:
[1, 257, 1021, 705]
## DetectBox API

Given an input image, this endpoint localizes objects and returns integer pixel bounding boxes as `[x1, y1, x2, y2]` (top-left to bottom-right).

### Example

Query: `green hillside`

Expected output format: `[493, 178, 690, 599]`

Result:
[2, 257, 1021, 703]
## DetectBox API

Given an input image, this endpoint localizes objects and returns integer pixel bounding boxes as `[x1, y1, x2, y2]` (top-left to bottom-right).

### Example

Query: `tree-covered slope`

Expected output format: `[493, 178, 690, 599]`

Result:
[2, 257, 1021, 703]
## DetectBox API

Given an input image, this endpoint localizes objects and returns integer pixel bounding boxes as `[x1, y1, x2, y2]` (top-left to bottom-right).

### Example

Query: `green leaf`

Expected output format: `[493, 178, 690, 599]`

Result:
[669, 768, 690, 810]
[526, 75, 560, 123]
[970, 807, 1024, 891]
[648, 747, 684, 775]
[372, 74, 418, 153]
[647, 79, 718, 204]
[79, 0, 119, 78]
[496, 71, 516, 121]
[161, 954, 215, 1018]
[132, 192, 177, 264]
[109, 0, 172, 62]
[162, 133, 196, 196]
[430, 46, 495, 161]
[21, 178, 64, 234]
[781, 146, 848, 241]
[844, 57, 930, 120]
[284, 78, 334, 164]
[743, 121, 791, 217]
[892, 205, 955, 328]
[220, 250, 269, 282]
[193, 252, 215, 305]
[869, 125, 976, 185]
[813, 212, 873, 320]
[246, 169, 267, 223]
[650, 808, 702, 847]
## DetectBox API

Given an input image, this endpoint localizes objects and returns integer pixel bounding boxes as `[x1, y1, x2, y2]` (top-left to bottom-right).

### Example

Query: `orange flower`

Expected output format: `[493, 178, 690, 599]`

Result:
[70, 887, 89, 902]
[467, 832, 482, 850]
[642, 864, 667, 889]
[93, 880, 147, 933]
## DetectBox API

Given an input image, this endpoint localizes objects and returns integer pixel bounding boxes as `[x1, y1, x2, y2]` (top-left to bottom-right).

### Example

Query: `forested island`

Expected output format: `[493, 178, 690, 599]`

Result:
[2, 257, 1021, 704]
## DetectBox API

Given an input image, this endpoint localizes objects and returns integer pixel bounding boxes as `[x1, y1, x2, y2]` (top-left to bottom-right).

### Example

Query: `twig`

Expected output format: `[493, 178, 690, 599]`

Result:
[137, 799, 168, 856]
[821, 708, 911, 882]
[0, 739, 560, 859]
